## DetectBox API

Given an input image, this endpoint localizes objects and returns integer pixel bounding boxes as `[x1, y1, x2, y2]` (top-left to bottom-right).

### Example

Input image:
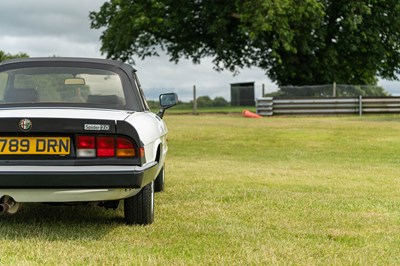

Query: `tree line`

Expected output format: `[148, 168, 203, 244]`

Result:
[148, 96, 229, 109]
[0, 51, 28, 62]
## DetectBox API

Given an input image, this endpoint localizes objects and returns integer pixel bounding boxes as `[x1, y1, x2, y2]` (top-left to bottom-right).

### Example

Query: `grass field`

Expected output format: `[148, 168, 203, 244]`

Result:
[1, 114, 400, 264]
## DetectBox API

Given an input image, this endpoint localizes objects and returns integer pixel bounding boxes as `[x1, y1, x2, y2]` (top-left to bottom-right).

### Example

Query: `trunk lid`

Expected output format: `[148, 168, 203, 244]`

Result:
[0, 107, 132, 121]
[0, 108, 132, 133]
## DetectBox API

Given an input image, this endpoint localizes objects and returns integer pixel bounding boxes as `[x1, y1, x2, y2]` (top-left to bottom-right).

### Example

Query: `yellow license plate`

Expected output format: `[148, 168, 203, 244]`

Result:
[0, 137, 70, 155]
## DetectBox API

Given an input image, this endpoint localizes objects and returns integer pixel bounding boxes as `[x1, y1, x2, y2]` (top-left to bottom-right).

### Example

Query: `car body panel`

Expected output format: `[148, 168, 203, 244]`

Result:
[127, 111, 168, 166]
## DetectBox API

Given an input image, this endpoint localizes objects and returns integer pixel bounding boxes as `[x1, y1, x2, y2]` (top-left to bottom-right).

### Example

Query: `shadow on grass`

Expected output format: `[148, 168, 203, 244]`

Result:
[0, 203, 124, 240]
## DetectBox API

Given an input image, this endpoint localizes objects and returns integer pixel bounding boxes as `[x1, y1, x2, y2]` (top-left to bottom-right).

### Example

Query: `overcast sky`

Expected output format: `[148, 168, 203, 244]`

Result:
[0, 0, 399, 100]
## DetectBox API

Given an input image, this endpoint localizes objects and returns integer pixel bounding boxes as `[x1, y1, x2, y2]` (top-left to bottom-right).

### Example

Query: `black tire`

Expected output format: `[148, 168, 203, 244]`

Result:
[154, 166, 165, 192]
[124, 181, 154, 225]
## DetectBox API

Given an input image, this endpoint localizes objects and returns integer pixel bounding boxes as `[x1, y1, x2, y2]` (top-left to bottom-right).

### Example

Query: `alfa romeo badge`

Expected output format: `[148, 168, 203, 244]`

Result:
[19, 119, 32, 132]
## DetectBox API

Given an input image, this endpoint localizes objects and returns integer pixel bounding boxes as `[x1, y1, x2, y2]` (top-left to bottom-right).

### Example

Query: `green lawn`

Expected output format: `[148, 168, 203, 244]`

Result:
[1, 114, 400, 264]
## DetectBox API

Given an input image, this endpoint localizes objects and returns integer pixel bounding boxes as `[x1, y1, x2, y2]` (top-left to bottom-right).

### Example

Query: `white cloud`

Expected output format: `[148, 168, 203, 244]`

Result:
[0, 35, 103, 58]
[378, 79, 400, 96]
[0, 1, 103, 42]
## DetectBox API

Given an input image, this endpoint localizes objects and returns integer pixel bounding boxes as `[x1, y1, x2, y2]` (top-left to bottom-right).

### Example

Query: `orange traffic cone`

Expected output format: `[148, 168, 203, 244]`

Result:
[242, 110, 262, 118]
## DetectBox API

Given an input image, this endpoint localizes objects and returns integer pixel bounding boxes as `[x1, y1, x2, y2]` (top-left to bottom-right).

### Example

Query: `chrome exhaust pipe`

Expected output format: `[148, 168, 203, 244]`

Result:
[0, 196, 20, 214]
[0, 202, 10, 213]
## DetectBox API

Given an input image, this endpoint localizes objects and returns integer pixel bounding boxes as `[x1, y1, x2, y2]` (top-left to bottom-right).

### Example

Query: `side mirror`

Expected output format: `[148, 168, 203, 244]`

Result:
[157, 93, 178, 118]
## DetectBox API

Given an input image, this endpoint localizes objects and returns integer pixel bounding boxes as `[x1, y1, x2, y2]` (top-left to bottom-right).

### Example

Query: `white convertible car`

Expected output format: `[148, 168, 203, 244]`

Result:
[0, 57, 177, 225]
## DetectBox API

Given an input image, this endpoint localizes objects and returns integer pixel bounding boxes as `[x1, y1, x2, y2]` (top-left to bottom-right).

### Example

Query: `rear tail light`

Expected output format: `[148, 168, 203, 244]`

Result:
[77, 136, 95, 149]
[116, 137, 135, 157]
[76, 136, 95, 157]
[76, 135, 141, 159]
[97, 136, 115, 157]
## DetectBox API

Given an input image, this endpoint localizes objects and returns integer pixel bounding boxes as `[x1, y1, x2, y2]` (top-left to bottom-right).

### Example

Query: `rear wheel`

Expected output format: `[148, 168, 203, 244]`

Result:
[124, 182, 154, 225]
[154, 166, 165, 192]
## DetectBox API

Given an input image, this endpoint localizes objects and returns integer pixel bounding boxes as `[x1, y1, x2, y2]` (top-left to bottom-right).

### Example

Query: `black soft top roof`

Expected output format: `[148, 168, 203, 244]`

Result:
[0, 57, 137, 72]
[0, 57, 144, 111]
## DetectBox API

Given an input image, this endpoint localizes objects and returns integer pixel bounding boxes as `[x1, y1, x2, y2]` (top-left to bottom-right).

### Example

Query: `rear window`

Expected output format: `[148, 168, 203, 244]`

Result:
[0, 67, 126, 106]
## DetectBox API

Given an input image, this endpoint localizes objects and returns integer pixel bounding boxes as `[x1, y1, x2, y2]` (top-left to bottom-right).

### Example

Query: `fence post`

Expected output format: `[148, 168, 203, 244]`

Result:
[333, 81, 337, 97]
[359, 95, 363, 116]
[193, 85, 197, 115]
[262, 83, 265, 97]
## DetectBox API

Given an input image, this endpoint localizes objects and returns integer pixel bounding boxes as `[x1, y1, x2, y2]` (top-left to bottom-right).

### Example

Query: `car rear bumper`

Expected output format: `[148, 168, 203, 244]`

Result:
[0, 162, 158, 189]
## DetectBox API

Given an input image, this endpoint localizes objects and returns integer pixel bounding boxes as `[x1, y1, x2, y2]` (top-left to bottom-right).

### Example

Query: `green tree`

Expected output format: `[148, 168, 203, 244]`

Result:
[196, 96, 213, 107]
[0, 51, 29, 62]
[212, 97, 229, 107]
[90, 0, 400, 86]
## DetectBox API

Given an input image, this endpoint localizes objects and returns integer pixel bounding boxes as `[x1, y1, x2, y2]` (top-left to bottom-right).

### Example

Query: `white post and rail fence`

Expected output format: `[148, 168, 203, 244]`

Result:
[256, 97, 400, 116]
